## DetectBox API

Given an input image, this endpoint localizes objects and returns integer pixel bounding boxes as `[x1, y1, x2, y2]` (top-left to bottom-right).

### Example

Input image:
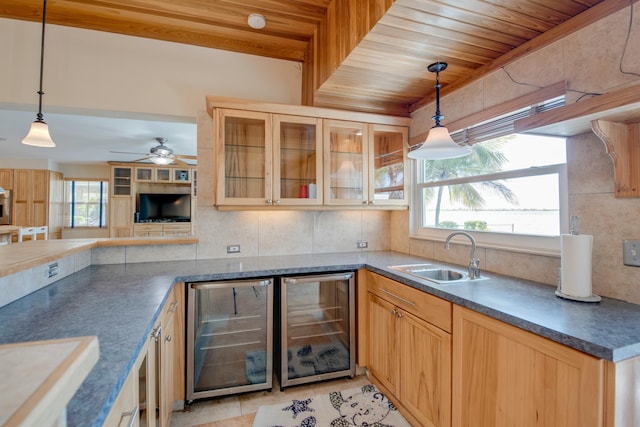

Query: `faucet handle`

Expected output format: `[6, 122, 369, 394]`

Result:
[468, 258, 481, 279]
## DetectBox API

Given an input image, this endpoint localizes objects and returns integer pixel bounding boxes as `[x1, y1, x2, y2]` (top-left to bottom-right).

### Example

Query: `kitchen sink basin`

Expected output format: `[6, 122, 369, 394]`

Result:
[389, 264, 477, 284]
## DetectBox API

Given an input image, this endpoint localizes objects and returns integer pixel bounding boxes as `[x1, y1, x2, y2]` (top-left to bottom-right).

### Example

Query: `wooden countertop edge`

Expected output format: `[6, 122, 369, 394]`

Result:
[0, 237, 199, 277]
[2, 336, 99, 426]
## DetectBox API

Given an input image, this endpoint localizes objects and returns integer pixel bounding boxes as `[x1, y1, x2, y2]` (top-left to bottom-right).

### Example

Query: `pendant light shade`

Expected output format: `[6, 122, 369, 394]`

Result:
[408, 62, 470, 160]
[22, 0, 55, 148]
[22, 120, 55, 148]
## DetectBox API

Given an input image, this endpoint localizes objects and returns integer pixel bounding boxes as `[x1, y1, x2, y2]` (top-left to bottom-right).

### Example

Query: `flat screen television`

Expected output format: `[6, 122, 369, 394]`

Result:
[138, 193, 191, 222]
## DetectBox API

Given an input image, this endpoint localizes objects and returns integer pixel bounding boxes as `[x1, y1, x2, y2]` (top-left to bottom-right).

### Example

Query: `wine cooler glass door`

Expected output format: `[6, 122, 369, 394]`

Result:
[187, 278, 273, 400]
[280, 272, 355, 389]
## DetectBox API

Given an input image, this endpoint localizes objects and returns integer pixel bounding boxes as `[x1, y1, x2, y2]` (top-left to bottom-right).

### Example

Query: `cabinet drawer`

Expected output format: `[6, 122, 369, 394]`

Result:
[163, 223, 190, 233]
[367, 271, 452, 333]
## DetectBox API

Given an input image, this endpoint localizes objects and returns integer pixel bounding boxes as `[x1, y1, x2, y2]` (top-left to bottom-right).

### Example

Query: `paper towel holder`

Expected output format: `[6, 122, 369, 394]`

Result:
[555, 289, 601, 302]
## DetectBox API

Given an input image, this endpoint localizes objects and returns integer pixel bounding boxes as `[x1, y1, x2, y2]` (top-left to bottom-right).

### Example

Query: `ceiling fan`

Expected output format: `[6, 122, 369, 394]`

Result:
[110, 137, 196, 166]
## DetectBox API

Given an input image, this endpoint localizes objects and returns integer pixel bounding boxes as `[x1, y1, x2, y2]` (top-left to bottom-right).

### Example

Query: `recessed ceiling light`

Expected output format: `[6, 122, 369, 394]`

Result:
[248, 13, 266, 29]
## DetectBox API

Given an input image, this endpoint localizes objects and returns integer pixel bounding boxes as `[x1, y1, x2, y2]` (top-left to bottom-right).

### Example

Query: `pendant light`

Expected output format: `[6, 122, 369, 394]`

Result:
[22, 0, 55, 148]
[408, 62, 470, 160]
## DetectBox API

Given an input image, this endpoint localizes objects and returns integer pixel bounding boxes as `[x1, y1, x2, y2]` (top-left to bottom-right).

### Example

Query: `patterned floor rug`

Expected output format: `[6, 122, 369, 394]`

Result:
[252, 384, 412, 427]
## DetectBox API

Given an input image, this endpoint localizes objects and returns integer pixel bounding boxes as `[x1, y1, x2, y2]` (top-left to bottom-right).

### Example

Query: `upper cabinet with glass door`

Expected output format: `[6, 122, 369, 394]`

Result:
[324, 120, 368, 206]
[273, 115, 323, 206]
[369, 124, 408, 206]
[208, 97, 410, 209]
[216, 110, 323, 206]
[324, 121, 408, 207]
[216, 109, 272, 205]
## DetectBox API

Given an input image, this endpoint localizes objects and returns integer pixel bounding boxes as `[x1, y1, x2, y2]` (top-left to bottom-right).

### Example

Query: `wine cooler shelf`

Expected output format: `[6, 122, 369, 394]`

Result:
[186, 272, 355, 401]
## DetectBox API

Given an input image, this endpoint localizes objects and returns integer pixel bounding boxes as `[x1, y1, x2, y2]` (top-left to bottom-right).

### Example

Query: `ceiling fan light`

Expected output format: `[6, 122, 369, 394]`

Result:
[150, 155, 174, 165]
[407, 126, 470, 160]
[22, 120, 55, 148]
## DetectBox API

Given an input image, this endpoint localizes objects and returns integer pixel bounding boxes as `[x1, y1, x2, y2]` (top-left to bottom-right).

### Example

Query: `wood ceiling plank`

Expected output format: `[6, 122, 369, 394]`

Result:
[382, 10, 520, 53]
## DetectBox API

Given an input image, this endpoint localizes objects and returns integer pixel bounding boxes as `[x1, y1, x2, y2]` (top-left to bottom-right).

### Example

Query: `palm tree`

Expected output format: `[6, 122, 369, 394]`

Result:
[420, 137, 518, 227]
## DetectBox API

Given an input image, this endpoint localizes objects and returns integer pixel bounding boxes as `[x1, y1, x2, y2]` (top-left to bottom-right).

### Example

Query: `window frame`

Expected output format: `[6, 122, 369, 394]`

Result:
[410, 159, 568, 256]
[64, 179, 109, 229]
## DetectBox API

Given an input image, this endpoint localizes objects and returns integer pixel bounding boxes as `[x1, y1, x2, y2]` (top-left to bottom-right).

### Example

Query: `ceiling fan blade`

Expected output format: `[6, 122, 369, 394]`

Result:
[175, 154, 197, 160]
[173, 158, 189, 166]
[131, 156, 151, 162]
[109, 150, 148, 155]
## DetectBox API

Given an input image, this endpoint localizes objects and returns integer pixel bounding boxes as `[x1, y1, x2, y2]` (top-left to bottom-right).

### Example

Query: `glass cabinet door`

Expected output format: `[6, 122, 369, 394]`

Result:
[217, 109, 272, 205]
[272, 115, 322, 205]
[369, 124, 408, 206]
[323, 120, 368, 205]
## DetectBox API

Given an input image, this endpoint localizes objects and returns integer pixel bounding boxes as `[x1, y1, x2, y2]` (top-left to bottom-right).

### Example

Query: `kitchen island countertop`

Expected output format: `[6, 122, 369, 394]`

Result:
[1, 250, 640, 426]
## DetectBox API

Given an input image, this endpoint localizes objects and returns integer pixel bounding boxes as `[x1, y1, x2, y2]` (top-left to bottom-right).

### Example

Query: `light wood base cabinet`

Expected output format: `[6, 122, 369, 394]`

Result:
[452, 306, 604, 427]
[366, 272, 452, 427]
[104, 285, 184, 427]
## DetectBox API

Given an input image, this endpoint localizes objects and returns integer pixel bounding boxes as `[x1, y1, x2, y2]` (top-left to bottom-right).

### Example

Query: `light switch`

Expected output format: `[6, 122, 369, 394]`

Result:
[623, 240, 640, 267]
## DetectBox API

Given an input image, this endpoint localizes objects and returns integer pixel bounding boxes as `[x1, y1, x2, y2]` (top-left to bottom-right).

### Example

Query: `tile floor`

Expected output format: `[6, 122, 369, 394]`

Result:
[170, 374, 372, 427]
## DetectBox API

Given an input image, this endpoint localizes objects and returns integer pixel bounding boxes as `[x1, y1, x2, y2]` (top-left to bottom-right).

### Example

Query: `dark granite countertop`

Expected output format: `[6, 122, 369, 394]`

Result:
[1, 250, 639, 426]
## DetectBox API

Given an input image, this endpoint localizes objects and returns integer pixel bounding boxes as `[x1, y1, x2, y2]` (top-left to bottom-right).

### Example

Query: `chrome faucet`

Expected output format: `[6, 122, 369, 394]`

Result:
[445, 231, 481, 279]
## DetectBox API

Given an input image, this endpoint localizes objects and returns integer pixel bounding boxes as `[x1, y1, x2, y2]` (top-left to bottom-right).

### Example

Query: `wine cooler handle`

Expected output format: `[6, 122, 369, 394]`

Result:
[283, 272, 353, 284]
[191, 279, 272, 290]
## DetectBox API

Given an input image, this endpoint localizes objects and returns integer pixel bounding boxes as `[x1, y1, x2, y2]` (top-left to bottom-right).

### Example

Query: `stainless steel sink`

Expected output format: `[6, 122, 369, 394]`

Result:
[389, 264, 478, 284]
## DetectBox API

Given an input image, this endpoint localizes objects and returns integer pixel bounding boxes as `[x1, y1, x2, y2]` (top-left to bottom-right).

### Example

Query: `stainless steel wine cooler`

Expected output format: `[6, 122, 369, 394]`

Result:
[187, 278, 274, 401]
[278, 272, 355, 389]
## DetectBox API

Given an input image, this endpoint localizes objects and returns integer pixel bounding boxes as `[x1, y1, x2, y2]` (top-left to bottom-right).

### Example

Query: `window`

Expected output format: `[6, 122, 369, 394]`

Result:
[411, 133, 567, 254]
[64, 180, 108, 227]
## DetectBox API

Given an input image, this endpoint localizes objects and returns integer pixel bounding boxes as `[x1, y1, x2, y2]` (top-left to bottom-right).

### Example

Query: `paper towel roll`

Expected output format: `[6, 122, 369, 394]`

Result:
[560, 234, 593, 298]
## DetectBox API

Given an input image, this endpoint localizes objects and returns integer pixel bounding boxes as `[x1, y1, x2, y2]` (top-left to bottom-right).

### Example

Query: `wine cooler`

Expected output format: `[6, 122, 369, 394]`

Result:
[278, 272, 355, 389]
[186, 278, 274, 401]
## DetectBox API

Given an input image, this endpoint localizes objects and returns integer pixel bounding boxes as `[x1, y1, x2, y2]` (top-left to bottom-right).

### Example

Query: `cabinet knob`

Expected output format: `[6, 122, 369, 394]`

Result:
[391, 308, 397, 315]
[266, 199, 273, 205]
[369, 200, 375, 205]
[362, 200, 368, 205]
[396, 311, 403, 318]
[274, 199, 280, 205]
[166, 335, 172, 342]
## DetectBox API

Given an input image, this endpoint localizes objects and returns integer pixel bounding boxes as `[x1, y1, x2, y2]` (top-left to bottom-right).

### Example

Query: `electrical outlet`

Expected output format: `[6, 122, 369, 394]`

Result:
[227, 244, 241, 254]
[623, 240, 640, 266]
[357, 240, 368, 249]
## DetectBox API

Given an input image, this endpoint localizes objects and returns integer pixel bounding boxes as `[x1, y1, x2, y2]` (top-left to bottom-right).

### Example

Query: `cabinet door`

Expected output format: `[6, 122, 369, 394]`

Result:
[160, 299, 178, 427]
[110, 197, 132, 237]
[156, 168, 172, 183]
[369, 124, 408, 206]
[400, 310, 451, 427]
[112, 167, 132, 196]
[452, 306, 604, 427]
[31, 170, 48, 227]
[367, 292, 399, 396]
[216, 109, 272, 205]
[0, 169, 13, 190]
[13, 169, 31, 226]
[135, 167, 154, 182]
[272, 114, 322, 205]
[324, 120, 368, 206]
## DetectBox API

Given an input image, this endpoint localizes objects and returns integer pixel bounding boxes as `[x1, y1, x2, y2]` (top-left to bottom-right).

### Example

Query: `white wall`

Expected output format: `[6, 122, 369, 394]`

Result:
[0, 18, 302, 120]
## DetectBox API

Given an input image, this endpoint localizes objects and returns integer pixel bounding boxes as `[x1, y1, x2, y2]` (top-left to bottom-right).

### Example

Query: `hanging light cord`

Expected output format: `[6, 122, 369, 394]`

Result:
[35, 0, 48, 123]
[432, 68, 443, 126]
